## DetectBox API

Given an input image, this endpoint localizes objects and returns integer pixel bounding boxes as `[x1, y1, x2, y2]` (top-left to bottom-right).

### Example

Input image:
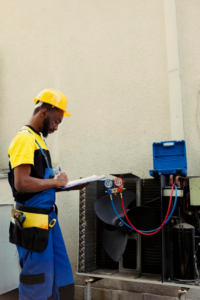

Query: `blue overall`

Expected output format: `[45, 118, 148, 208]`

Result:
[15, 136, 74, 300]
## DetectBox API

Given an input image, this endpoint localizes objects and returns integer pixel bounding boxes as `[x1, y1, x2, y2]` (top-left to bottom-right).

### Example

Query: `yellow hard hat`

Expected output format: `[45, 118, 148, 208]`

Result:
[33, 88, 71, 117]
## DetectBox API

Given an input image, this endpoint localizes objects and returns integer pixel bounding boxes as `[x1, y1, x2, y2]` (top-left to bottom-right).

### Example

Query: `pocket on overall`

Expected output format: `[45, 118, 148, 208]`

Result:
[9, 222, 49, 252]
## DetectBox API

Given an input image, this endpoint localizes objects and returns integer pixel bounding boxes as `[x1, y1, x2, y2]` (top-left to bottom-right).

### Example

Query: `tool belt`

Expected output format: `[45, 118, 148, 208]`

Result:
[9, 205, 57, 252]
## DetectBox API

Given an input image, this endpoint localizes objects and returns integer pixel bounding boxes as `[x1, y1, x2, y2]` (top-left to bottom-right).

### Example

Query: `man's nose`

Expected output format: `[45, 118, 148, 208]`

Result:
[54, 124, 58, 131]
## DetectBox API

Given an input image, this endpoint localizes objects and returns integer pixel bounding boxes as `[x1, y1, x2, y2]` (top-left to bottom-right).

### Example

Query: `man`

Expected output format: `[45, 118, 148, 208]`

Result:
[8, 88, 83, 300]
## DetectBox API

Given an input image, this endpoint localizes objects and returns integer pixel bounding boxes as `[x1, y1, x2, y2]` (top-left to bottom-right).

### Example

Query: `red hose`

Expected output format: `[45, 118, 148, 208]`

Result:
[121, 184, 175, 236]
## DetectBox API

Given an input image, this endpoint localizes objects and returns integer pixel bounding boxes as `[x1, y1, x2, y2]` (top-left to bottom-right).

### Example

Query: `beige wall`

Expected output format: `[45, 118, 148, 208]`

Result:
[0, 0, 191, 288]
[176, 0, 200, 176]
[0, 0, 170, 174]
[0, 178, 13, 205]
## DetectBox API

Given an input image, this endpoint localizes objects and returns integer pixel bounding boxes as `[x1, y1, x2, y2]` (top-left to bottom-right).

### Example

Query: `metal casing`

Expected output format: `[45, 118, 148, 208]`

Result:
[189, 178, 200, 206]
[173, 223, 196, 281]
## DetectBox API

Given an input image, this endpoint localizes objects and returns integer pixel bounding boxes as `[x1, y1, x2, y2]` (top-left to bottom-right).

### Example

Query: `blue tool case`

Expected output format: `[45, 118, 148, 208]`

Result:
[149, 140, 187, 177]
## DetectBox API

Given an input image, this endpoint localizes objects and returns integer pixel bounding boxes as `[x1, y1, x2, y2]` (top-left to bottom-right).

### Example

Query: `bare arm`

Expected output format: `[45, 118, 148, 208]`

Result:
[14, 164, 68, 193]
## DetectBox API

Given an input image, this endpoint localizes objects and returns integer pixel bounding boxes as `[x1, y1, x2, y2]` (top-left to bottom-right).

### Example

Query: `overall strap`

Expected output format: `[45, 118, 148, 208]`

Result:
[20, 128, 50, 169]
[34, 139, 50, 169]
[42, 137, 48, 148]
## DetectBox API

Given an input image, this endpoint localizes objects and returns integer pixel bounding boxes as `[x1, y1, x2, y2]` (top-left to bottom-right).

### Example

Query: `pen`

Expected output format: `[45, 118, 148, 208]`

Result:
[58, 167, 66, 189]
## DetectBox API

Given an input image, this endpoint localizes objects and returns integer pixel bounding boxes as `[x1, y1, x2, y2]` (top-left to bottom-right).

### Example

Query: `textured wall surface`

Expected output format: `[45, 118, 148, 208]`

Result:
[2, 0, 197, 297]
[0, 0, 170, 175]
[176, 0, 200, 176]
[0, 179, 13, 205]
[0, 0, 171, 279]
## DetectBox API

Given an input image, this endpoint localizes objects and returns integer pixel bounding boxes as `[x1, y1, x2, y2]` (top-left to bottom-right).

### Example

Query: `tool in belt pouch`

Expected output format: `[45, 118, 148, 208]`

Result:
[9, 206, 56, 252]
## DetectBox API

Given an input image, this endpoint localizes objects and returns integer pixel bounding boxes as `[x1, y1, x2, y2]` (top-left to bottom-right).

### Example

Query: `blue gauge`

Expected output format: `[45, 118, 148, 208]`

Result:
[104, 179, 113, 189]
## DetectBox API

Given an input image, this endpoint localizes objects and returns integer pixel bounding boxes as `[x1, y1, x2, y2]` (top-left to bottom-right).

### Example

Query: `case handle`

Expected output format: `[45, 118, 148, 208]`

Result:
[162, 141, 175, 147]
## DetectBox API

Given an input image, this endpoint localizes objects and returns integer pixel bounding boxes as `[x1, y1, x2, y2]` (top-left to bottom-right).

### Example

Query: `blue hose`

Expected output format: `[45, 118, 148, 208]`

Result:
[111, 185, 178, 233]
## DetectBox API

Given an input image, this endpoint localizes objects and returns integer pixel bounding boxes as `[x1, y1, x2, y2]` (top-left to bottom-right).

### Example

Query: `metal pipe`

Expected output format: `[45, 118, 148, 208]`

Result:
[85, 282, 91, 300]
[178, 288, 188, 300]
[175, 176, 186, 187]
[136, 178, 142, 274]
[170, 174, 174, 186]
[163, 0, 184, 140]
[85, 278, 102, 300]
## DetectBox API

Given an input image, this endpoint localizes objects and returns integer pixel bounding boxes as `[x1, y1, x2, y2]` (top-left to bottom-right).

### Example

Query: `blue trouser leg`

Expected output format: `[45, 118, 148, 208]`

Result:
[17, 212, 74, 300]
[17, 229, 54, 300]
[51, 213, 74, 299]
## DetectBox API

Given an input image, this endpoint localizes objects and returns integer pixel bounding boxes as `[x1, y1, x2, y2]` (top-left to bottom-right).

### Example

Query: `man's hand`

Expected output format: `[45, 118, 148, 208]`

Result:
[54, 172, 69, 188]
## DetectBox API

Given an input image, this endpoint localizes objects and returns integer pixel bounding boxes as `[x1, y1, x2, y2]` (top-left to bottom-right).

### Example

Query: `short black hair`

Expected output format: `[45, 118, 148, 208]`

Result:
[33, 101, 59, 115]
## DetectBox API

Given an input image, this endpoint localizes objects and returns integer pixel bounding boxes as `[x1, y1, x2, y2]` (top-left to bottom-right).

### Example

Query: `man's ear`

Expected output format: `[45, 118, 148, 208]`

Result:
[40, 108, 49, 119]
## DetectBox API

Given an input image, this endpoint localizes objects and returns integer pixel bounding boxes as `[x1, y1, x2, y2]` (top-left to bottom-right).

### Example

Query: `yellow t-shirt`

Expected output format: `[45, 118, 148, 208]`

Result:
[8, 125, 52, 203]
[8, 126, 48, 169]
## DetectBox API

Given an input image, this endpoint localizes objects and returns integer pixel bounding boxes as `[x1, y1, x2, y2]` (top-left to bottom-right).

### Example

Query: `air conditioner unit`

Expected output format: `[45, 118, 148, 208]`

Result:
[77, 173, 200, 290]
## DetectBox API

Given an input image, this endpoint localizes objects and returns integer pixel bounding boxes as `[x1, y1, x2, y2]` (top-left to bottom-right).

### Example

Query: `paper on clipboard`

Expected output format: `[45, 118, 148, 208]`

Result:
[59, 174, 106, 189]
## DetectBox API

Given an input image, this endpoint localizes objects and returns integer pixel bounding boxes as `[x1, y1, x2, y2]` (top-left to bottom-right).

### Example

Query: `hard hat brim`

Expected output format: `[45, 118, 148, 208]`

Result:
[64, 111, 71, 117]
[33, 98, 71, 117]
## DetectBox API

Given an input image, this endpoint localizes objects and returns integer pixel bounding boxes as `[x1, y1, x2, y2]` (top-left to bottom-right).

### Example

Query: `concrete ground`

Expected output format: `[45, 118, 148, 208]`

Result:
[75, 285, 200, 300]
[74, 280, 200, 300]
[1, 284, 200, 299]
[2, 287, 175, 300]
[75, 286, 178, 300]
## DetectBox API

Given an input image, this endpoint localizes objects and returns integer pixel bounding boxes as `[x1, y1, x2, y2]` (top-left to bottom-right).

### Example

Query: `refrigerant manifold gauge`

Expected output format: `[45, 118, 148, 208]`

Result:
[114, 177, 124, 187]
[104, 179, 113, 189]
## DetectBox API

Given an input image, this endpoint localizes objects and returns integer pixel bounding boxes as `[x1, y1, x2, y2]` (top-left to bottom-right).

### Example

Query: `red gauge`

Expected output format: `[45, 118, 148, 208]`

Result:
[114, 177, 124, 187]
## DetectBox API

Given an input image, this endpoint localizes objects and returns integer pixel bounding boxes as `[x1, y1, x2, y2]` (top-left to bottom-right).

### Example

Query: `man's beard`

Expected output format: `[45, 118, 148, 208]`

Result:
[42, 116, 50, 138]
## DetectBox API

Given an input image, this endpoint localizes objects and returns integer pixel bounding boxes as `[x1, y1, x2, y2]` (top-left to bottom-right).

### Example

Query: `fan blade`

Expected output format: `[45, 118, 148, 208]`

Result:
[102, 229, 128, 262]
[127, 206, 159, 246]
[94, 190, 135, 225]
